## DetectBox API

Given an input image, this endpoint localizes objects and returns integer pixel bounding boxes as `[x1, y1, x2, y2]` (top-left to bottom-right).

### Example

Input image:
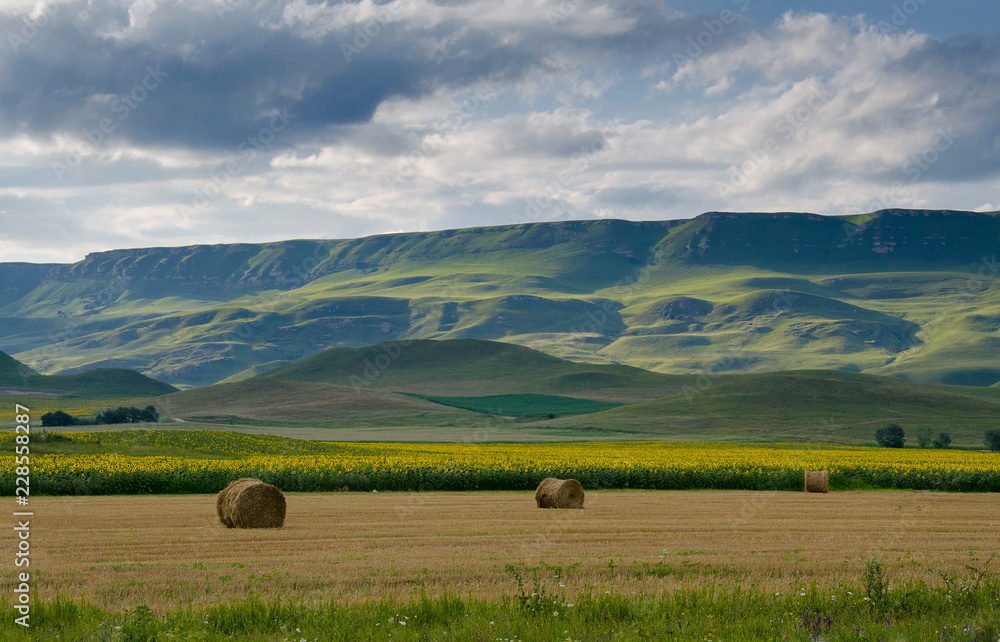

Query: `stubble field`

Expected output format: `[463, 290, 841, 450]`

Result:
[7, 490, 999, 611]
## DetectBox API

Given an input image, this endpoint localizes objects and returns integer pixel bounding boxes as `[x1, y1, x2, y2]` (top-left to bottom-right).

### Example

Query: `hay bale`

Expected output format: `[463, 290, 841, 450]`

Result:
[804, 470, 829, 494]
[216, 478, 286, 528]
[535, 477, 585, 509]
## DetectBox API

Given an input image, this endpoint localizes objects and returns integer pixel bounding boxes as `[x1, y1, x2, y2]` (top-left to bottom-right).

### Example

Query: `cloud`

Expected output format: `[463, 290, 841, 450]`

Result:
[0, 4, 998, 263]
[0, 0, 696, 150]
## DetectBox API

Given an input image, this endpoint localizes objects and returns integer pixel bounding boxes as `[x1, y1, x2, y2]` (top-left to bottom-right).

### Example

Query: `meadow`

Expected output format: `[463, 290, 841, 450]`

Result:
[4, 429, 1000, 496]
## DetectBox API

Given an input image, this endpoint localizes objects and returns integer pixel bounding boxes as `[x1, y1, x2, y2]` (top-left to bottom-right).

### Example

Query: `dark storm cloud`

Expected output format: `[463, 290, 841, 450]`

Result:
[0, 0, 726, 150]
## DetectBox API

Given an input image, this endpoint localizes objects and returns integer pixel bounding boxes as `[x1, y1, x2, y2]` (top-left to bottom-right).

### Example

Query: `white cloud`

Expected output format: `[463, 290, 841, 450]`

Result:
[0, 4, 998, 263]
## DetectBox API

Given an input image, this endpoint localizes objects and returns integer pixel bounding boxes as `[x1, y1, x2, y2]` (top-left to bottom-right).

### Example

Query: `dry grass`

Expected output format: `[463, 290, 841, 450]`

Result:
[5, 491, 999, 611]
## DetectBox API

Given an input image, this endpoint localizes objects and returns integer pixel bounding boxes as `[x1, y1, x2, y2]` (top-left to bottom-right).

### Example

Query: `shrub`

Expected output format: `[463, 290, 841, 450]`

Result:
[40, 410, 78, 427]
[875, 424, 905, 448]
[915, 425, 933, 448]
[985, 430, 1000, 452]
[932, 432, 951, 449]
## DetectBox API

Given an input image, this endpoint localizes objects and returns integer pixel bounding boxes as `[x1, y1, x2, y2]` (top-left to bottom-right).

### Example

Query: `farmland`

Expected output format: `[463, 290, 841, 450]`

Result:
[4, 429, 1000, 495]
[2, 491, 998, 639]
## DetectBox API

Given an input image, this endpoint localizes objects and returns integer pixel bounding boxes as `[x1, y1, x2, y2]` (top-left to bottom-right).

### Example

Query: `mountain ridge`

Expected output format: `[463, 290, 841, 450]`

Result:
[2, 209, 998, 387]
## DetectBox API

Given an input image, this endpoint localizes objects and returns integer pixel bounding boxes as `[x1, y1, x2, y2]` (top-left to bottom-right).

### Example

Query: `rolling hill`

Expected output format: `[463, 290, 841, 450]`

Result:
[149, 339, 1000, 443]
[261, 338, 687, 401]
[2, 209, 999, 388]
[534, 369, 1000, 441]
[0, 349, 177, 397]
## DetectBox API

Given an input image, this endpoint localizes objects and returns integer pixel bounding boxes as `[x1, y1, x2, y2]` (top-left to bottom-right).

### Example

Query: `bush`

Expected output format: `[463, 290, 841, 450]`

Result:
[932, 432, 951, 449]
[40, 410, 78, 427]
[915, 426, 933, 448]
[985, 430, 1000, 452]
[95, 405, 160, 425]
[875, 424, 905, 448]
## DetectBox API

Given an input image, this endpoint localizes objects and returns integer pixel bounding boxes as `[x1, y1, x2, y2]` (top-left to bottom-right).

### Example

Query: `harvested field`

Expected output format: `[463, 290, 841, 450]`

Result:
[4, 490, 999, 611]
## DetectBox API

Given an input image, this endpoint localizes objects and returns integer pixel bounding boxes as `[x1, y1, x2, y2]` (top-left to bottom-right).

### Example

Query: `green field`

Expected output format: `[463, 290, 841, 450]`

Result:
[405, 392, 624, 417]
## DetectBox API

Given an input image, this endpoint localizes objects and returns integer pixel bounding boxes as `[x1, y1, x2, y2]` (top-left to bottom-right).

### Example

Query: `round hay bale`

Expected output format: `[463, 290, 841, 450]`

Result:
[216, 478, 286, 528]
[535, 477, 585, 509]
[804, 470, 829, 494]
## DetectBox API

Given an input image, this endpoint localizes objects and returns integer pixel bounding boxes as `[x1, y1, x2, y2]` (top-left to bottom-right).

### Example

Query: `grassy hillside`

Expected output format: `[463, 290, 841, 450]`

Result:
[152, 377, 481, 426]
[138, 339, 1000, 445]
[263, 338, 688, 401]
[2, 209, 999, 387]
[537, 370, 1000, 442]
[0, 349, 176, 398]
[405, 393, 624, 417]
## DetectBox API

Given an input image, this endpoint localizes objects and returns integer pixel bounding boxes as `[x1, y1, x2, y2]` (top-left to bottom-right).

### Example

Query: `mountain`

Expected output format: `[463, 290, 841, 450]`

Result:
[2, 209, 998, 387]
[0, 349, 177, 397]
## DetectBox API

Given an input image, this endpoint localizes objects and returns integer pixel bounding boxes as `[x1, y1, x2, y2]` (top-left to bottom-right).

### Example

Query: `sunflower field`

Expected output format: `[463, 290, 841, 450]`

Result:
[3, 429, 999, 495]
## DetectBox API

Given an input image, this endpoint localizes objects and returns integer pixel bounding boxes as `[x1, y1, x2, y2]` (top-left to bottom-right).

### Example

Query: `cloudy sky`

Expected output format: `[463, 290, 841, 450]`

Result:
[1, 0, 998, 263]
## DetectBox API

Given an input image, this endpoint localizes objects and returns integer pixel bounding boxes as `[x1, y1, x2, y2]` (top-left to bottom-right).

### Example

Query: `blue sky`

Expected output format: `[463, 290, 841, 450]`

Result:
[1, 0, 998, 263]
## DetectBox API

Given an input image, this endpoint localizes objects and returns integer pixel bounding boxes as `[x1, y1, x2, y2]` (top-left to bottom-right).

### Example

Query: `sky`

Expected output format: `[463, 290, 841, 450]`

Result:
[1, 0, 998, 264]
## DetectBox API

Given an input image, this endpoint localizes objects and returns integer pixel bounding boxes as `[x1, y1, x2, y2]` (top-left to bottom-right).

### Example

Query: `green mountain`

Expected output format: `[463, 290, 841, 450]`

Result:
[2, 209, 999, 387]
[0, 349, 176, 397]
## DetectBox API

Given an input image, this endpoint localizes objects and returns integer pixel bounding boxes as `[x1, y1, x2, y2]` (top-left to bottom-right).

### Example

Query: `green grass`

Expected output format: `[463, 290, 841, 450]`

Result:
[4, 210, 1000, 389]
[262, 338, 685, 401]
[406, 392, 625, 417]
[538, 370, 1000, 443]
[8, 576, 999, 640]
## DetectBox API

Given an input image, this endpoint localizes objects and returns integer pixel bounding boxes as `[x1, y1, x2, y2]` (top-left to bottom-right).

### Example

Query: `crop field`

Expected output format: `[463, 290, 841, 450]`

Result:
[2, 491, 999, 640]
[3, 429, 1000, 496]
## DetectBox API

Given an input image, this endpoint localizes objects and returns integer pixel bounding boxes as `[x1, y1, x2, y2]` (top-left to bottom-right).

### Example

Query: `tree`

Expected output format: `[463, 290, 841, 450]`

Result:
[985, 430, 1000, 452]
[40, 410, 77, 427]
[95, 405, 160, 425]
[875, 424, 906, 448]
[142, 405, 160, 423]
[915, 425, 933, 448]
[932, 432, 951, 449]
